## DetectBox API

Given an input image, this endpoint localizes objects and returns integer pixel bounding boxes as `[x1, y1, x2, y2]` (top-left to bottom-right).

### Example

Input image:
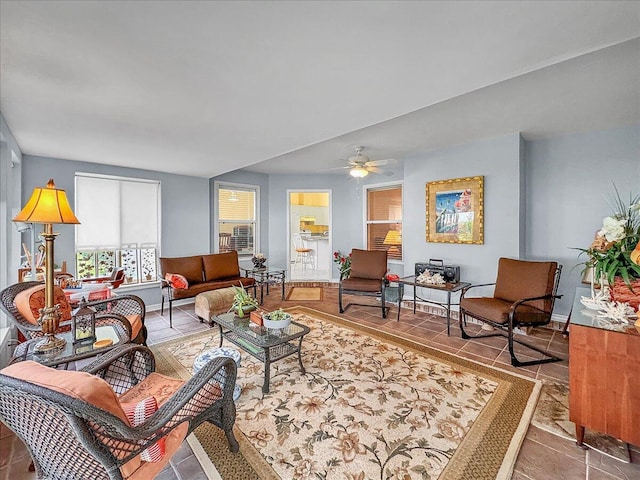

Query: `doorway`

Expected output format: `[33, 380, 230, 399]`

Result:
[288, 190, 331, 281]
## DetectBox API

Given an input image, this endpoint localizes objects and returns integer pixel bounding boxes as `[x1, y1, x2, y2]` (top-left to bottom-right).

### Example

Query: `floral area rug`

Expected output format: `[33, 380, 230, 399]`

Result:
[151, 306, 540, 480]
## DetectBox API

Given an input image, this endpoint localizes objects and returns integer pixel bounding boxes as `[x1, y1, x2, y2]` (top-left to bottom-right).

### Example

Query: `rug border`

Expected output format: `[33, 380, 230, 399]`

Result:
[152, 305, 540, 480]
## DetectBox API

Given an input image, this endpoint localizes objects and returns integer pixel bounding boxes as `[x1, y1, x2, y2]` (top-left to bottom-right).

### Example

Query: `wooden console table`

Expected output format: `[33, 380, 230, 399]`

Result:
[568, 287, 640, 448]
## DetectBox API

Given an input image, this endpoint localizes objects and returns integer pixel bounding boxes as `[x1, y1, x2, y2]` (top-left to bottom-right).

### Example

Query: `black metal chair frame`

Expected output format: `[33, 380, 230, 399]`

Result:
[339, 272, 389, 319]
[459, 264, 563, 367]
[0, 344, 239, 480]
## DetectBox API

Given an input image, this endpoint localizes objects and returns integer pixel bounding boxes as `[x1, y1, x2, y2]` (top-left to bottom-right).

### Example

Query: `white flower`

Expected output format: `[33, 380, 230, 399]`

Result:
[598, 216, 626, 242]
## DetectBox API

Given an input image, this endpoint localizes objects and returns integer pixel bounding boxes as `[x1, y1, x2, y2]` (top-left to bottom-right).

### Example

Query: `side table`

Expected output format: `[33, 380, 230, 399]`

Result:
[396, 276, 470, 335]
[11, 322, 129, 369]
[240, 266, 287, 304]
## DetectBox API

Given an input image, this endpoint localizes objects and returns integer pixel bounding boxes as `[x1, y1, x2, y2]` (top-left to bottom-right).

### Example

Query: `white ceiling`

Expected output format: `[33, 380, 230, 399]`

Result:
[1, 1, 639, 178]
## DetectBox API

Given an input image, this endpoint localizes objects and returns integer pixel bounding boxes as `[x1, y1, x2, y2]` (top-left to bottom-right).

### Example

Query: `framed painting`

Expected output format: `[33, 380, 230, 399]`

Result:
[426, 176, 484, 244]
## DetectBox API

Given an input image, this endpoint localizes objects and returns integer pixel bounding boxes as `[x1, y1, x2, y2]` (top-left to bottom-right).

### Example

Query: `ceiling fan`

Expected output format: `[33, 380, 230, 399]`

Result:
[342, 146, 395, 178]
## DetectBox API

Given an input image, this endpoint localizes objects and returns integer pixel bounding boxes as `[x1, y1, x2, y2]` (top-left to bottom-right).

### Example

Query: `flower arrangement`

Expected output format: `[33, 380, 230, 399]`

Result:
[252, 252, 266, 268]
[333, 250, 351, 278]
[577, 187, 640, 290]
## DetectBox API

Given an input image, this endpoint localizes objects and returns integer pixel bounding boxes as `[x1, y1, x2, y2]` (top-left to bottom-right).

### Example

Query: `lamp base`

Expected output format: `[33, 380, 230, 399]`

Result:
[34, 304, 65, 354]
[33, 334, 66, 353]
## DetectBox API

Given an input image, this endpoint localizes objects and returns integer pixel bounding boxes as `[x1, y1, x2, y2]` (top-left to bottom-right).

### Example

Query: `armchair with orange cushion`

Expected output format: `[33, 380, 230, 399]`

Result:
[459, 257, 563, 367]
[82, 267, 126, 289]
[338, 248, 389, 318]
[0, 281, 148, 346]
[0, 344, 239, 480]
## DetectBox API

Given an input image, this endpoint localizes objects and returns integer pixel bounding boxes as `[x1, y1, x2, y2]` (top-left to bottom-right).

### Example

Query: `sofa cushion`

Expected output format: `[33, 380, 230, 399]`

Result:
[170, 277, 256, 300]
[14, 284, 73, 325]
[203, 251, 240, 281]
[160, 256, 203, 285]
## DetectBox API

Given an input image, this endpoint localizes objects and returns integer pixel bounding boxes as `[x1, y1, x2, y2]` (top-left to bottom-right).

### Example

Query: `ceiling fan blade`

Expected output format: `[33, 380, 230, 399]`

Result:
[317, 165, 350, 172]
[365, 158, 396, 167]
[367, 166, 394, 176]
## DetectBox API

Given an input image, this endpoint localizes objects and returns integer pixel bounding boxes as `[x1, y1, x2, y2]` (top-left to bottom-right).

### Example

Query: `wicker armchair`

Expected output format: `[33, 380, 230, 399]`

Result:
[0, 344, 239, 480]
[0, 282, 148, 345]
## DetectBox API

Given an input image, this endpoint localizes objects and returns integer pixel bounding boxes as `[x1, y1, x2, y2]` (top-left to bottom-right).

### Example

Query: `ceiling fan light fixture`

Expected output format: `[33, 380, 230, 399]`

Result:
[350, 166, 369, 178]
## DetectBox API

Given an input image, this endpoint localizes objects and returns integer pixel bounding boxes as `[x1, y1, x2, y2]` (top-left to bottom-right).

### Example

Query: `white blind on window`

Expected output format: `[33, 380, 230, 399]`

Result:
[75, 174, 160, 250]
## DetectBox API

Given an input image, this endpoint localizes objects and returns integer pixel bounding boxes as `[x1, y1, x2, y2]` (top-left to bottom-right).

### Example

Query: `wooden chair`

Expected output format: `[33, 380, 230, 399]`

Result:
[0, 344, 238, 480]
[459, 257, 563, 367]
[339, 249, 389, 318]
[292, 233, 314, 271]
[219, 232, 232, 253]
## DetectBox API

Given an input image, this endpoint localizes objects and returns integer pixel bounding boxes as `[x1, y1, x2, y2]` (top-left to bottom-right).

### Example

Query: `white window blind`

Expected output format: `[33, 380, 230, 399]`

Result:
[75, 174, 160, 250]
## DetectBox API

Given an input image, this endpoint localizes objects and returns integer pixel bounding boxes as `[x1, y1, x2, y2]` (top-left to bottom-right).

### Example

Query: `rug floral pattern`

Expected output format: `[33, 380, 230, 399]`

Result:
[165, 312, 499, 479]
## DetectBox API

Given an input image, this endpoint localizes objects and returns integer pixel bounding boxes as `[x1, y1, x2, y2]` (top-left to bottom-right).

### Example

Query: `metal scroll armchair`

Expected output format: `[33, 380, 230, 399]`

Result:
[0, 344, 238, 480]
[0, 281, 148, 345]
[339, 249, 389, 318]
[459, 257, 563, 367]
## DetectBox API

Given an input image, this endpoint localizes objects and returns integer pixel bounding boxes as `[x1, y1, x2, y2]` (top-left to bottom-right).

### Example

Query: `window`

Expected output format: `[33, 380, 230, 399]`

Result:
[365, 184, 403, 260]
[75, 173, 160, 285]
[216, 183, 258, 256]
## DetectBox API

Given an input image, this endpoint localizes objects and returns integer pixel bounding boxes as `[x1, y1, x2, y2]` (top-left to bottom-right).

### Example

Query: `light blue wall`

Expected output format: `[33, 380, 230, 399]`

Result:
[525, 124, 640, 314]
[21, 155, 211, 305]
[402, 133, 524, 304]
[12, 124, 640, 316]
[266, 171, 405, 278]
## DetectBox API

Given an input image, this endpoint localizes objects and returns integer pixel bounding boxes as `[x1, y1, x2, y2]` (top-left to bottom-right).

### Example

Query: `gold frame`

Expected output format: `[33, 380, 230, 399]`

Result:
[426, 176, 484, 244]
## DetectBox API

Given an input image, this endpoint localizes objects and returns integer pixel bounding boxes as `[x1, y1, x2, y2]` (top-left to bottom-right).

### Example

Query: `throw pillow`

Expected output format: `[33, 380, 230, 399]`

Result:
[165, 273, 189, 290]
[14, 284, 73, 325]
[121, 396, 165, 462]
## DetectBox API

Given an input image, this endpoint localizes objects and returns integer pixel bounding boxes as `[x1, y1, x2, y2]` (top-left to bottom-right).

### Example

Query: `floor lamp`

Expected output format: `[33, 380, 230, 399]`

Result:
[13, 179, 80, 353]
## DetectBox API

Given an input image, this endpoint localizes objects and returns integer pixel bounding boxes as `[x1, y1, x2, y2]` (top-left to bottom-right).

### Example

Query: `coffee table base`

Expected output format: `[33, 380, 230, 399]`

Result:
[216, 325, 306, 394]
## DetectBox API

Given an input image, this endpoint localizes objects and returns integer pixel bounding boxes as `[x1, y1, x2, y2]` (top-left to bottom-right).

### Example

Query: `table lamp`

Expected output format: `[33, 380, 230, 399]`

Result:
[383, 229, 402, 256]
[13, 179, 80, 353]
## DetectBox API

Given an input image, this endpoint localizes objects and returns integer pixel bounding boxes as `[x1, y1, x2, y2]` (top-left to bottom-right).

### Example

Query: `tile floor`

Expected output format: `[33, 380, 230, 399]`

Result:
[2, 285, 638, 480]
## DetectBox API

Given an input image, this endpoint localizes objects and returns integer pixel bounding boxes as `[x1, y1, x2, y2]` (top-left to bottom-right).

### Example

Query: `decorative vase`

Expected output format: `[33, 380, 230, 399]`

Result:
[609, 277, 640, 310]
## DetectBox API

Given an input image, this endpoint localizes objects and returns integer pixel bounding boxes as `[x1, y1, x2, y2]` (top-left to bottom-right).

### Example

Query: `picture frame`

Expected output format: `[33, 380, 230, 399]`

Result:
[426, 176, 484, 244]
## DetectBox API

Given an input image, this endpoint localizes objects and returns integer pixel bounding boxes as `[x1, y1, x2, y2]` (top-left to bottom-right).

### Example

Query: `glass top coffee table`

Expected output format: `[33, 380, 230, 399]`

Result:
[211, 312, 310, 394]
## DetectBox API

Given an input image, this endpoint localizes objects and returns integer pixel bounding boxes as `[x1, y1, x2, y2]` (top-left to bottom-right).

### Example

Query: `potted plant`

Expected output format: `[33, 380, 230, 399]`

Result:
[577, 187, 640, 308]
[262, 308, 292, 329]
[230, 284, 258, 318]
[333, 250, 351, 279]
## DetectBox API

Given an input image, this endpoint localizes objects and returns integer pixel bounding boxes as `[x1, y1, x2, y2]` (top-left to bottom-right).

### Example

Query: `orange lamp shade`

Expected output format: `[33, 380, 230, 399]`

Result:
[13, 179, 80, 225]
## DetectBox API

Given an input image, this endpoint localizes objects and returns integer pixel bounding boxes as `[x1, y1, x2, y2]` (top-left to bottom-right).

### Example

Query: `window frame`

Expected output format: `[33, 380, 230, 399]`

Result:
[363, 181, 403, 262]
[214, 181, 260, 257]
